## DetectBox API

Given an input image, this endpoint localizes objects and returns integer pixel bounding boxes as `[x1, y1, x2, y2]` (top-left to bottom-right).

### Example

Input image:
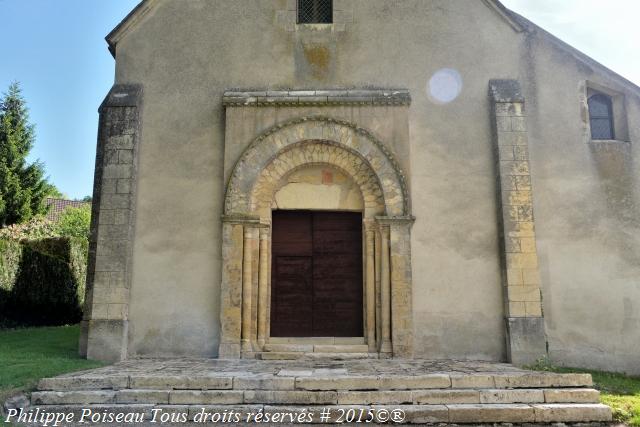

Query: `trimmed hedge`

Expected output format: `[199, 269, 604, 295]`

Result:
[0, 237, 88, 328]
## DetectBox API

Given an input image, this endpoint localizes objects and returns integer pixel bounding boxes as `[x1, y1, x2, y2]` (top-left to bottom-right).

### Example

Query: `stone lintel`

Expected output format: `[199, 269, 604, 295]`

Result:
[489, 80, 525, 104]
[223, 89, 411, 107]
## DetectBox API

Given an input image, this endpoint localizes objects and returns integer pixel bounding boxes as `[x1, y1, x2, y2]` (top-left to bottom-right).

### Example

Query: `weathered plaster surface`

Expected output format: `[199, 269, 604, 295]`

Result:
[99, 0, 640, 372]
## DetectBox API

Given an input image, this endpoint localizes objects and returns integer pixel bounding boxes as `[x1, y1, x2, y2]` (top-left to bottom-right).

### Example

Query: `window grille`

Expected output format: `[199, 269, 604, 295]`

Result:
[298, 0, 333, 24]
[588, 94, 614, 140]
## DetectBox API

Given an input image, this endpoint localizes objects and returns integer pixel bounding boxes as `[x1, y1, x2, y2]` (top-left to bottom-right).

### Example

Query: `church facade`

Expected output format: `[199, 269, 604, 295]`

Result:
[80, 0, 640, 375]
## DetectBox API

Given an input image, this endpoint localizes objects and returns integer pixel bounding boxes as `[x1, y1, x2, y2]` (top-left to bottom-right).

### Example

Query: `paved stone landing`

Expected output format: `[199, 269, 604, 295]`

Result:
[25, 359, 611, 425]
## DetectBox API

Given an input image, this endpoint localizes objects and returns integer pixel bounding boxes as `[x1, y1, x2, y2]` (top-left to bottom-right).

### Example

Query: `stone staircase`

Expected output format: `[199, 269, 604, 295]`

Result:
[22, 359, 612, 425]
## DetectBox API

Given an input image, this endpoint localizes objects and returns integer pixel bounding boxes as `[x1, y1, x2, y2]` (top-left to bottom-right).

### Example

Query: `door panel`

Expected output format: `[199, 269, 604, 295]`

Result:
[270, 210, 363, 337]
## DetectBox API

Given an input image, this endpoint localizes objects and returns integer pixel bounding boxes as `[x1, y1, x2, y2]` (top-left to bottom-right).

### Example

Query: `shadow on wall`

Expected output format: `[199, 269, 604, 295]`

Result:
[0, 238, 87, 328]
[589, 140, 639, 265]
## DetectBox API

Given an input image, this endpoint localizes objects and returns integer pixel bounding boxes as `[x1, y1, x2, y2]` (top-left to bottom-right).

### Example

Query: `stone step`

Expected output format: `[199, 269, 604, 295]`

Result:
[257, 351, 377, 360]
[37, 372, 594, 392]
[262, 344, 370, 353]
[31, 388, 601, 406]
[18, 403, 612, 425]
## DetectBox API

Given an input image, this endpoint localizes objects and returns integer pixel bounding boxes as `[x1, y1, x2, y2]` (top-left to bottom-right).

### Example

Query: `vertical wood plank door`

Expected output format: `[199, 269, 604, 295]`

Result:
[270, 210, 363, 337]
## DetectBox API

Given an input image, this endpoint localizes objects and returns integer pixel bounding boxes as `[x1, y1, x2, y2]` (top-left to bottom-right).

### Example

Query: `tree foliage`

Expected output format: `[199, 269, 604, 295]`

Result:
[54, 205, 91, 240]
[0, 82, 54, 226]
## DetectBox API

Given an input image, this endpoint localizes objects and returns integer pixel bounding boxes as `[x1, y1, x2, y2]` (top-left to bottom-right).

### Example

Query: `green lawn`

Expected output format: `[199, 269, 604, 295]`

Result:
[0, 325, 104, 407]
[530, 362, 640, 426]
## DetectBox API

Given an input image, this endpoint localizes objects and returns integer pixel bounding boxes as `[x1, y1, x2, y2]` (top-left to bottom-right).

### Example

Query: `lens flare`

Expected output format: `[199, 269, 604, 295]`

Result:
[428, 68, 463, 104]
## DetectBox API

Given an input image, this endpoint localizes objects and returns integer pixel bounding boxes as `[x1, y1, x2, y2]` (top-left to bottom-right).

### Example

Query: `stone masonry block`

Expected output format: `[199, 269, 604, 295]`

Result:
[506, 253, 539, 269]
[532, 404, 612, 422]
[105, 135, 134, 150]
[505, 317, 548, 366]
[116, 390, 169, 404]
[169, 390, 243, 405]
[522, 268, 542, 285]
[31, 391, 116, 405]
[448, 403, 535, 423]
[100, 193, 130, 210]
[450, 375, 495, 389]
[379, 374, 451, 390]
[118, 149, 134, 164]
[106, 303, 128, 320]
[97, 224, 129, 240]
[480, 389, 544, 404]
[234, 377, 294, 390]
[497, 131, 528, 146]
[511, 116, 527, 132]
[101, 179, 117, 195]
[506, 268, 524, 285]
[509, 302, 526, 317]
[544, 389, 600, 403]
[102, 164, 133, 179]
[38, 376, 129, 391]
[525, 301, 543, 317]
[337, 391, 413, 405]
[95, 255, 126, 272]
[295, 376, 379, 391]
[117, 179, 132, 194]
[244, 391, 338, 405]
[508, 285, 541, 303]
[413, 389, 479, 404]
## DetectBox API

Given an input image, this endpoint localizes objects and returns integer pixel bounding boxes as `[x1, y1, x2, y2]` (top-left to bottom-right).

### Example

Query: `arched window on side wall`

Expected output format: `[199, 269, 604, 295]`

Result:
[588, 93, 615, 140]
[298, 0, 333, 24]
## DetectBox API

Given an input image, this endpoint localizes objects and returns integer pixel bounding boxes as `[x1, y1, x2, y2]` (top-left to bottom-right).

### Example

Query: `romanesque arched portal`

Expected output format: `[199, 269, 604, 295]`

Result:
[219, 116, 415, 359]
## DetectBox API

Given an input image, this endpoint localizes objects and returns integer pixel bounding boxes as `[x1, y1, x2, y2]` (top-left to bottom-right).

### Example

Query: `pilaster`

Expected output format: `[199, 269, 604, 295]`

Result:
[489, 80, 547, 366]
[79, 84, 142, 362]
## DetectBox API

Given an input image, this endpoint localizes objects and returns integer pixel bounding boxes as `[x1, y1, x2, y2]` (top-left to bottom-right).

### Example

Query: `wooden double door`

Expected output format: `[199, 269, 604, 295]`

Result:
[270, 210, 363, 337]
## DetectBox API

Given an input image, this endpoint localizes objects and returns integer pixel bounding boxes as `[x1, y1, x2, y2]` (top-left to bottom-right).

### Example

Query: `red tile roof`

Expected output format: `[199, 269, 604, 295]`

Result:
[45, 198, 90, 221]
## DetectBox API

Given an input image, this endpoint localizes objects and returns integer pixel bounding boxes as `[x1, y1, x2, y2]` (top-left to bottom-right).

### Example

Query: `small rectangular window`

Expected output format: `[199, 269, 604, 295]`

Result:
[588, 93, 615, 140]
[297, 0, 333, 24]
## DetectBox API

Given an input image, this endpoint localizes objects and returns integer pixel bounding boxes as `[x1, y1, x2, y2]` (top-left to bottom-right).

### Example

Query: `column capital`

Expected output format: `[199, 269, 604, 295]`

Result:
[222, 214, 268, 227]
[375, 215, 416, 226]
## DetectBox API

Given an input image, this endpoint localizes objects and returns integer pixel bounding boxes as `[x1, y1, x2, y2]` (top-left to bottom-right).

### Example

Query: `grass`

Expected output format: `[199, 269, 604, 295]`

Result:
[530, 360, 640, 426]
[0, 325, 104, 409]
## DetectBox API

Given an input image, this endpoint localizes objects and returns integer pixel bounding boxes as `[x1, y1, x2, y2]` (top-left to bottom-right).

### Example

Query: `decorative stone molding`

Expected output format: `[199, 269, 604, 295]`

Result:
[222, 90, 411, 107]
[489, 79, 547, 366]
[251, 141, 386, 218]
[79, 84, 143, 362]
[225, 116, 410, 217]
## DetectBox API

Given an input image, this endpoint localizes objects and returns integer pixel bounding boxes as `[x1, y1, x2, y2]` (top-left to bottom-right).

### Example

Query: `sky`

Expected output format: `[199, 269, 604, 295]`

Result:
[0, 0, 638, 200]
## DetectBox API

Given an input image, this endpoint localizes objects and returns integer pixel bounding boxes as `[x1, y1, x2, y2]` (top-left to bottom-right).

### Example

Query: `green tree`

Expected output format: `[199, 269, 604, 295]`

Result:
[54, 205, 91, 239]
[0, 82, 53, 226]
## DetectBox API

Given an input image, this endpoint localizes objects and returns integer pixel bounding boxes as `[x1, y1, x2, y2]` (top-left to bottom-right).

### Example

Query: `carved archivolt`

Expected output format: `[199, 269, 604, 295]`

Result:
[224, 117, 409, 217]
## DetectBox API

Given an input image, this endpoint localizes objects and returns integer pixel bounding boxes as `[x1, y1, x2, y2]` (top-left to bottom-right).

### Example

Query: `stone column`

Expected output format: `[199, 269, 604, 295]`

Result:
[386, 216, 415, 359]
[257, 227, 270, 350]
[241, 227, 259, 354]
[79, 84, 142, 363]
[377, 222, 392, 355]
[218, 218, 244, 359]
[489, 80, 547, 366]
[364, 221, 376, 352]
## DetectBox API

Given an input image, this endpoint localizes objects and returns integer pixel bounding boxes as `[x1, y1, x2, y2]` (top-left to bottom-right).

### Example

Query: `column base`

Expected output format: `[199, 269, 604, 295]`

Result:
[85, 319, 128, 363]
[219, 343, 241, 359]
[506, 317, 547, 366]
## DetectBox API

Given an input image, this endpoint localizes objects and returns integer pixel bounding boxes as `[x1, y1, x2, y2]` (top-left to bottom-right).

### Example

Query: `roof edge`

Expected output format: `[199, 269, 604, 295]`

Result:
[503, 8, 640, 96]
[106, 0, 157, 58]
[483, 0, 525, 33]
